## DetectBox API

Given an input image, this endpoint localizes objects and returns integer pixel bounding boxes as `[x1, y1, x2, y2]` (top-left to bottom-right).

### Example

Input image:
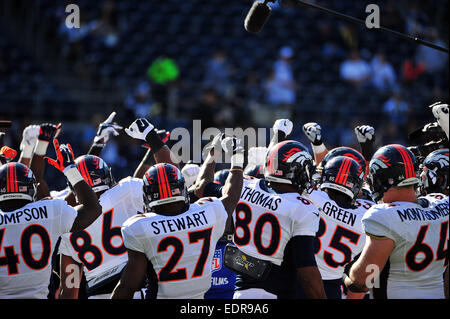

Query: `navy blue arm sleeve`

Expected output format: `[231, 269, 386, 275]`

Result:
[290, 235, 318, 268]
[203, 182, 224, 198]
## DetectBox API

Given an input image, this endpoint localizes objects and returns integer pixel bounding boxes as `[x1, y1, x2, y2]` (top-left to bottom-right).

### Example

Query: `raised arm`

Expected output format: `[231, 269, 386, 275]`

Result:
[87, 111, 123, 157]
[354, 125, 376, 163]
[133, 129, 171, 178]
[219, 136, 244, 216]
[45, 139, 102, 233]
[268, 119, 293, 151]
[125, 118, 179, 177]
[193, 133, 224, 199]
[302, 122, 328, 165]
[30, 123, 61, 199]
[18, 124, 40, 167]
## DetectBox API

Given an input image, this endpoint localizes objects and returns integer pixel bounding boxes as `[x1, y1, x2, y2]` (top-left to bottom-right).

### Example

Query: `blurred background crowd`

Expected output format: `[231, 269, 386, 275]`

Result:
[0, 0, 448, 190]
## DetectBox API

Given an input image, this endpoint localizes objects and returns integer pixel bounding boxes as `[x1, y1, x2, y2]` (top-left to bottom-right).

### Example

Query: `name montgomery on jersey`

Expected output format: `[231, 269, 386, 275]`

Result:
[240, 186, 281, 211]
[396, 202, 449, 222]
[0, 205, 48, 226]
[150, 210, 209, 235]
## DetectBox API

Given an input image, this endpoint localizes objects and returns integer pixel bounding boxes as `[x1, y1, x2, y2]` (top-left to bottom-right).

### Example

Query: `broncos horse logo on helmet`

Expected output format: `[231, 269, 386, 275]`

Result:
[264, 140, 315, 194]
[419, 148, 449, 195]
[368, 144, 420, 202]
[143, 163, 189, 212]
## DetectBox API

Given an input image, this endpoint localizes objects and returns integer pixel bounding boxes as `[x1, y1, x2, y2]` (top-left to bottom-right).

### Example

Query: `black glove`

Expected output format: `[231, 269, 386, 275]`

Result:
[38, 123, 61, 142]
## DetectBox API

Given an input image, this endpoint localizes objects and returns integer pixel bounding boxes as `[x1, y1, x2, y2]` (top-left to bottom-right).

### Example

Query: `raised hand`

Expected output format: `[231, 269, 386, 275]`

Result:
[430, 102, 449, 139]
[302, 122, 322, 146]
[273, 119, 293, 137]
[221, 136, 245, 168]
[0, 146, 17, 164]
[38, 123, 61, 142]
[45, 139, 76, 173]
[94, 111, 123, 145]
[19, 125, 40, 158]
[125, 118, 155, 141]
[354, 125, 375, 143]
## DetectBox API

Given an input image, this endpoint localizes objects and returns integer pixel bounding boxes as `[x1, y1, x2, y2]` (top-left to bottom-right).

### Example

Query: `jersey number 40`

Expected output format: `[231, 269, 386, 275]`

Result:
[1, 225, 51, 275]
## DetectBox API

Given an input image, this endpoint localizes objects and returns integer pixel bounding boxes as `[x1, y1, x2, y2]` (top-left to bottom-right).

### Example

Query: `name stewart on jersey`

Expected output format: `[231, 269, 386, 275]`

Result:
[321, 201, 357, 227]
[151, 211, 209, 234]
[397, 203, 449, 222]
[240, 186, 281, 211]
[0, 206, 48, 225]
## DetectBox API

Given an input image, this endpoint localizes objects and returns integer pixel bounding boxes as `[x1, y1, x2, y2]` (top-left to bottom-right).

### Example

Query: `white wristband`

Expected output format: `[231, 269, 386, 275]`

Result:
[231, 153, 245, 169]
[63, 165, 85, 186]
[34, 140, 49, 156]
[21, 145, 34, 159]
[312, 143, 326, 154]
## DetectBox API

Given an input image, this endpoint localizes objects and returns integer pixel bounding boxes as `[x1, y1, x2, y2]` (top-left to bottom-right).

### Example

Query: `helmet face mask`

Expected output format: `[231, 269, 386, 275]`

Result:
[0, 163, 37, 203]
[368, 144, 420, 202]
[264, 140, 315, 194]
[143, 163, 189, 212]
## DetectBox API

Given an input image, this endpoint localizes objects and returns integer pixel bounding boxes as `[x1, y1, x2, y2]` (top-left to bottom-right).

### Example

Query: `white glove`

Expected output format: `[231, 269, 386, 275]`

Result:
[20, 125, 40, 158]
[203, 132, 226, 163]
[181, 163, 201, 188]
[94, 112, 123, 145]
[221, 136, 245, 168]
[125, 118, 155, 141]
[247, 146, 268, 167]
[430, 102, 449, 139]
[302, 122, 322, 146]
[354, 125, 375, 143]
[273, 119, 293, 137]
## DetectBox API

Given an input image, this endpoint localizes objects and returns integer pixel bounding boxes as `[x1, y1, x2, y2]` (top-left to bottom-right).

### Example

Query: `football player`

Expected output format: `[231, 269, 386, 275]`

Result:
[344, 144, 449, 299]
[300, 156, 373, 299]
[57, 118, 175, 299]
[195, 137, 326, 299]
[110, 134, 244, 299]
[0, 139, 102, 298]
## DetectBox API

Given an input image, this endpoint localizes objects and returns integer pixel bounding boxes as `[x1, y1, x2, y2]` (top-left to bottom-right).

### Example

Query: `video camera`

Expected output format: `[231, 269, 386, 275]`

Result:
[408, 122, 449, 163]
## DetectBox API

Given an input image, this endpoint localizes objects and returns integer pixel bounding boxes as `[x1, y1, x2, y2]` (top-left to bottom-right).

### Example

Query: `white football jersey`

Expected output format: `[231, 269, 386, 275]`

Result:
[233, 178, 320, 266]
[121, 197, 228, 299]
[58, 177, 144, 292]
[362, 193, 449, 299]
[0, 199, 77, 298]
[306, 189, 374, 280]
